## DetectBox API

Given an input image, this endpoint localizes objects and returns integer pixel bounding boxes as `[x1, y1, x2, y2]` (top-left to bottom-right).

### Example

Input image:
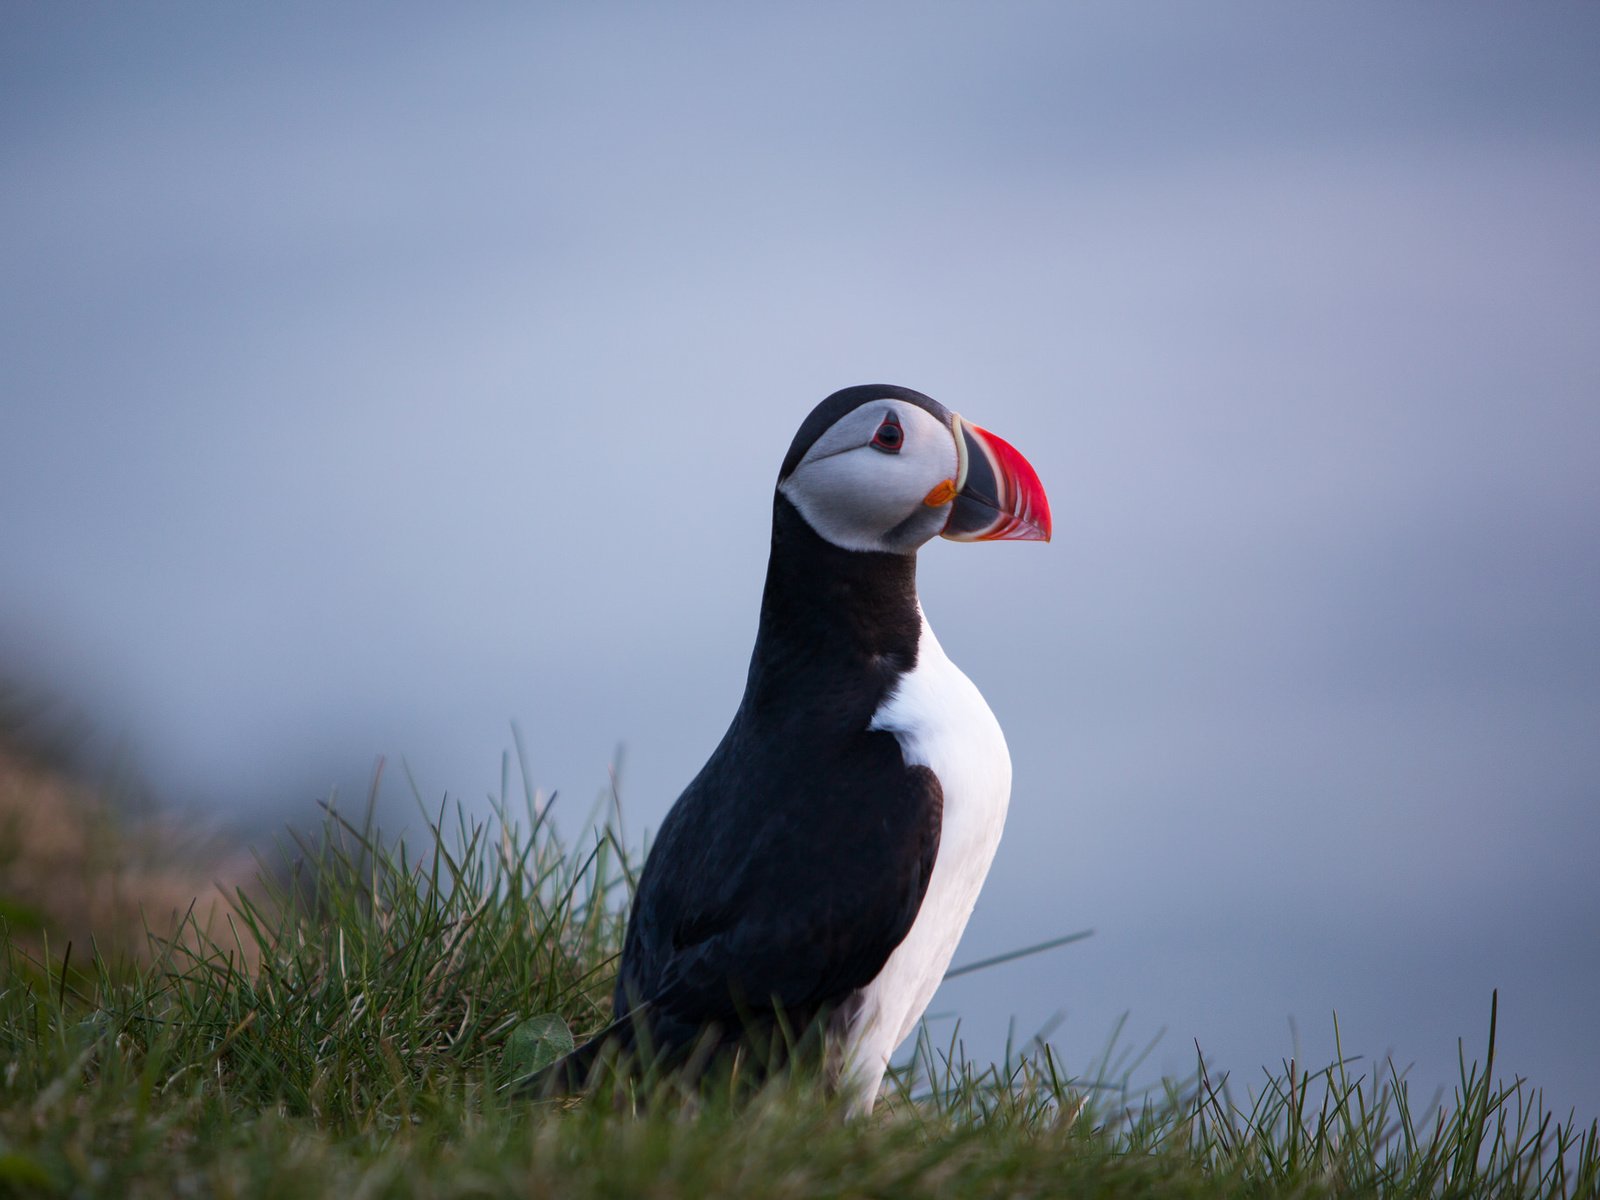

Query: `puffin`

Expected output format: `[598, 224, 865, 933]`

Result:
[533, 384, 1050, 1113]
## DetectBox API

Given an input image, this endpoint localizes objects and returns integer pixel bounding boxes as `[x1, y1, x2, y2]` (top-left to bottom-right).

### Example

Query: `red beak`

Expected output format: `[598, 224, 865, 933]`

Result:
[940, 416, 1052, 543]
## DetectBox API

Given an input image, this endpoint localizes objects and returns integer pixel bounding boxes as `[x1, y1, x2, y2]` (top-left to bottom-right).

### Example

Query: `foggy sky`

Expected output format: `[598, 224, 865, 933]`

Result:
[4, 4, 1598, 1120]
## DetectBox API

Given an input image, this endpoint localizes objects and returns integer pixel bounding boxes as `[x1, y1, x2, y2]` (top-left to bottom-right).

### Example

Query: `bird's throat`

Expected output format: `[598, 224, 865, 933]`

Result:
[743, 496, 923, 723]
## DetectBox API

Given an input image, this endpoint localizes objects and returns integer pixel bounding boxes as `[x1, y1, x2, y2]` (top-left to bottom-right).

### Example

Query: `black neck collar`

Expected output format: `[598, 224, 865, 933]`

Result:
[740, 494, 923, 726]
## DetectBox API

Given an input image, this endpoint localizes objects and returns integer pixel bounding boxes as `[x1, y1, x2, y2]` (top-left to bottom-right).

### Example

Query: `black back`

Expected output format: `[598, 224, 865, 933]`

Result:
[610, 490, 944, 1061]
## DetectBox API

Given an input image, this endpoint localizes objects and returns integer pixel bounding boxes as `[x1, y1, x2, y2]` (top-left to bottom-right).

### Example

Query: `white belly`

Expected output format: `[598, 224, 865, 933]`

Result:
[840, 609, 1012, 1113]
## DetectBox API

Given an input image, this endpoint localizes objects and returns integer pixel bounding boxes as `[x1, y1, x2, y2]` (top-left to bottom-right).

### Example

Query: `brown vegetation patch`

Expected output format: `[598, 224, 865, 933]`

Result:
[0, 740, 254, 967]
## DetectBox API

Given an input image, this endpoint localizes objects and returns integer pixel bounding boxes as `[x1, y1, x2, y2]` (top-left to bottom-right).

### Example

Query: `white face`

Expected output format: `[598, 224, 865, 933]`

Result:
[778, 399, 960, 554]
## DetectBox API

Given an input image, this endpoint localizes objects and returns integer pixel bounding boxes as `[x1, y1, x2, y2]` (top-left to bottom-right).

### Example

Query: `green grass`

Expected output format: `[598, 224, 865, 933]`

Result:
[1, 753, 1596, 1198]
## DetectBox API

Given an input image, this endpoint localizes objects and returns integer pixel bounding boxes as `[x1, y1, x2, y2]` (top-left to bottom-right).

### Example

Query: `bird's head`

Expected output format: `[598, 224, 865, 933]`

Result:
[776, 384, 1052, 554]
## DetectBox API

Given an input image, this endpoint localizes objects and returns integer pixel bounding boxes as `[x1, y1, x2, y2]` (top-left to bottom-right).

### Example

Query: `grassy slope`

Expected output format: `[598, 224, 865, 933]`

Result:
[1, 757, 1596, 1198]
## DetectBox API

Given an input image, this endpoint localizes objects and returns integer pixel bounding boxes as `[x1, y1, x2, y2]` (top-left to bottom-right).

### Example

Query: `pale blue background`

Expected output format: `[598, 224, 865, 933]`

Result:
[4, 4, 1598, 1120]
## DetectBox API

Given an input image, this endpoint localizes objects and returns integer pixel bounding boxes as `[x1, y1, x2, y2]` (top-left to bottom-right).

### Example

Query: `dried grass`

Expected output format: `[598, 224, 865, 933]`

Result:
[0, 740, 253, 966]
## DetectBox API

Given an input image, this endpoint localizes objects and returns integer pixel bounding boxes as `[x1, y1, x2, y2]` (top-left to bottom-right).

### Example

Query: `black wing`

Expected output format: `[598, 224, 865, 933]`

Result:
[614, 719, 943, 1058]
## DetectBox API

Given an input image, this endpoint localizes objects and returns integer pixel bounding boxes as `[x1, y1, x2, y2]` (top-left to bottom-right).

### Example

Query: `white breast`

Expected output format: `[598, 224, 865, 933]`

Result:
[838, 607, 1012, 1113]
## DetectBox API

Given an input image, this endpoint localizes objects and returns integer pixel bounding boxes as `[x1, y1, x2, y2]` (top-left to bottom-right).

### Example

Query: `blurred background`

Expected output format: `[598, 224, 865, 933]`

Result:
[4, 3, 1598, 1119]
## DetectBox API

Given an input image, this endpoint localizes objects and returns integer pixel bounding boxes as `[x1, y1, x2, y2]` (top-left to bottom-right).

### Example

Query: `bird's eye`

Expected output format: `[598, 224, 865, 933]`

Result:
[870, 413, 904, 454]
